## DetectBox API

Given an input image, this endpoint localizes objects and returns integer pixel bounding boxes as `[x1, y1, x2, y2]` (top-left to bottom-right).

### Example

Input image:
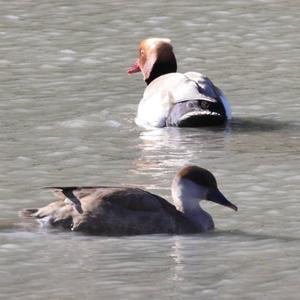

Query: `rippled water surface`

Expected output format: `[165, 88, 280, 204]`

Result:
[1, 0, 299, 299]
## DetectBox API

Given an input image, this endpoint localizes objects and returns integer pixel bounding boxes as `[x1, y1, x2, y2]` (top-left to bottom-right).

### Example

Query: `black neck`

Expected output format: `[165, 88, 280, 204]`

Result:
[145, 58, 177, 85]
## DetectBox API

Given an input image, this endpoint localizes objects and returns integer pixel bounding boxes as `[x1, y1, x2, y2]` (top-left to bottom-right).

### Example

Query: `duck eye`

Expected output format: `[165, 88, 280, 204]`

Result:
[200, 101, 210, 110]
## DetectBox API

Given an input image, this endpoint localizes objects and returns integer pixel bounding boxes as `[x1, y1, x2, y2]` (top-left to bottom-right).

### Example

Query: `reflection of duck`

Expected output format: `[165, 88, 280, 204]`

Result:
[20, 166, 237, 235]
[128, 38, 231, 128]
[133, 126, 231, 177]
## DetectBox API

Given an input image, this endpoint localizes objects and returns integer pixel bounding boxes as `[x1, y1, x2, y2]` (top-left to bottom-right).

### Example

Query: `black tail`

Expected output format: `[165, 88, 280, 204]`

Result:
[166, 99, 226, 127]
[43, 187, 83, 214]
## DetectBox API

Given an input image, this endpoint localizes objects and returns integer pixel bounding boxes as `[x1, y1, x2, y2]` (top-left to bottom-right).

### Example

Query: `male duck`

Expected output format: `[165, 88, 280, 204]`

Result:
[128, 38, 232, 128]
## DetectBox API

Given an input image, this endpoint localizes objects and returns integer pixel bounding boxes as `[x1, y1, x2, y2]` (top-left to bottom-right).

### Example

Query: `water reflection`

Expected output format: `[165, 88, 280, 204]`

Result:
[211, 229, 300, 243]
[169, 236, 185, 283]
[132, 116, 300, 178]
[228, 117, 298, 133]
[135, 116, 298, 158]
[132, 127, 230, 175]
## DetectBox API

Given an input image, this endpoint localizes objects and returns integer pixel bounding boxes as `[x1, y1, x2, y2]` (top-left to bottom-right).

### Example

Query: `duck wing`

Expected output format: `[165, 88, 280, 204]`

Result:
[142, 191, 198, 233]
[137, 72, 230, 127]
[20, 186, 197, 235]
[43, 186, 123, 214]
[184, 72, 232, 119]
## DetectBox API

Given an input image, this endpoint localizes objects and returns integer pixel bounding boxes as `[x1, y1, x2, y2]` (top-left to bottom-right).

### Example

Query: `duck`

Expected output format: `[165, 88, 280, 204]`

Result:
[20, 165, 237, 235]
[128, 38, 232, 128]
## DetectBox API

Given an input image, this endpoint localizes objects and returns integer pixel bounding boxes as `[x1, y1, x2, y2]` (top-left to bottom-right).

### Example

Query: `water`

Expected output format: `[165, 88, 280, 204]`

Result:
[0, 0, 299, 299]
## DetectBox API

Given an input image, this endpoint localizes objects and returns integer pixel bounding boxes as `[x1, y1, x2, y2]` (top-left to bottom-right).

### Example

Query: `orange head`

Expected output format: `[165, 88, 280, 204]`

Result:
[128, 38, 177, 85]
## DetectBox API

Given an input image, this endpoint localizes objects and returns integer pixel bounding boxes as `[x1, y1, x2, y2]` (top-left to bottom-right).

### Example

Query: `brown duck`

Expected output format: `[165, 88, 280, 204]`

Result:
[20, 165, 237, 235]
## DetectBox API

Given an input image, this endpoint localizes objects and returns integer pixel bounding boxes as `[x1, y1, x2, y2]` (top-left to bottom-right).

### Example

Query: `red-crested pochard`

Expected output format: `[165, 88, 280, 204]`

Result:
[128, 38, 232, 128]
[20, 165, 237, 235]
